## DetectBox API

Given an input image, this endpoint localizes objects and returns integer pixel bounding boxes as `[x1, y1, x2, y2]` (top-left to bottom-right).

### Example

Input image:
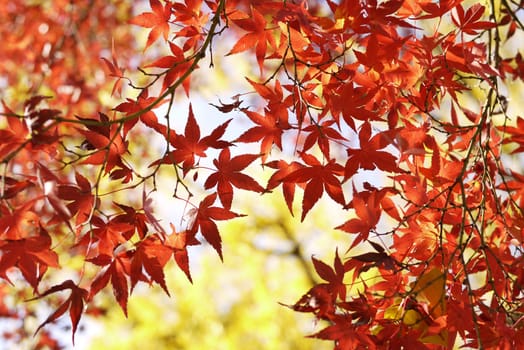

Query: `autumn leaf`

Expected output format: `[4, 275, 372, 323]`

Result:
[2, 0, 523, 347]
[101, 39, 126, 96]
[204, 148, 264, 209]
[336, 190, 381, 248]
[129, 236, 172, 294]
[312, 249, 346, 300]
[451, 4, 497, 35]
[89, 250, 132, 316]
[129, 0, 172, 50]
[227, 7, 276, 73]
[344, 122, 399, 180]
[283, 153, 345, 221]
[166, 223, 198, 282]
[57, 172, 97, 231]
[188, 193, 243, 260]
[265, 160, 305, 215]
[0, 226, 59, 291]
[32, 280, 88, 344]
[145, 41, 194, 93]
[302, 119, 346, 160]
[0, 201, 39, 240]
[0, 176, 34, 200]
[236, 109, 290, 162]
[151, 104, 232, 175]
[114, 93, 167, 137]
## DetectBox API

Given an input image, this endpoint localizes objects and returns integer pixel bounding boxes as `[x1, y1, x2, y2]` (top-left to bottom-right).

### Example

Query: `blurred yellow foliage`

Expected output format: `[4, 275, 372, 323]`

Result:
[87, 190, 348, 349]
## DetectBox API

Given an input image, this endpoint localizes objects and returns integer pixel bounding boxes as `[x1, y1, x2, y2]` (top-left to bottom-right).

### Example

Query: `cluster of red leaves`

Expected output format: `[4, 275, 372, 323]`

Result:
[2, 0, 524, 349]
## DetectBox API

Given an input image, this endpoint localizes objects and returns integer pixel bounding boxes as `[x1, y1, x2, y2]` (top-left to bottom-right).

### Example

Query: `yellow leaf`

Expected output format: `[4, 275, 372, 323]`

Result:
[403, 309, 421, 326]
[412, 268, 446, 316]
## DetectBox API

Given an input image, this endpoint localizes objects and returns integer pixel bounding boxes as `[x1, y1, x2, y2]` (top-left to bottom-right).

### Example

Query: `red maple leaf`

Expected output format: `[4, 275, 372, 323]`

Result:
[336, 190, 381, 248]
[0, 226, 59, 291]
[283, 153, 345, 221]
[0, 102, 29, 159]
[101, 39, 126, 97]
[498, 116, 524, 153]
[57, 172, 97, 232]
[77, 119, 128, 175]
[114, 93, 167, 137]
[151, 104, 231, 175]
[0, 201, 39, 240]
[166, 223, 199, 282]
[344, 121, 399, 180]
[80, 216, 135, 262]
[204, 148, 264, 209]
[312, 249, 346, 300]
[302, 119, 346, 160]
[129, 235, 173, 295]
[188, 193, 242, 260]
[310, 315, 376, 349]
[265, 160, 305, 215]
[144, 41, 193, 94]
[451, 4, 496, 35]
[129, 0, 172, 50]
[0, 176, 34, 200]
[32, 280, 89, 344]
[236, 109, 290, 162]
[227, 7, 276, 73]
[89, 250, 132, 316]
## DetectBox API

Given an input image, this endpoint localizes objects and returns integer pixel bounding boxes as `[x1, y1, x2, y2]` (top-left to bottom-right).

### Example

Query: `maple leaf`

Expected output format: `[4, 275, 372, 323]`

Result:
[210, 97, 243, 113]
[338, 293, 378, 326]
[166, 223, 198, 282]
[227, 7, 276, 74]
[151, 104, 232, 175]
[77, 115, 128, 174]
[236, 109, 290, 162]
[113, 202, 149, 240]
[129, 0, 172, 50]
[0, 103, 29, 159]
[396, 121, 440, 175]
[285, 284, 336, 319]
[0, 201, 39, 240]
[329, 82, 380, 130]
[344, 122, 399, 180]
[144, 41, 193, 94]
[309, 315, 376, 350]
[336, 190, 381, 248]
[3, 0, 524, 346]
[114, 93, 167, 137]
[57, 172, 97, 232]
[392, 173, 429, 207]
[81, 216, 135, 262]
[101, 39, 126, 97]
[498, 116, 524, 153]
[32, 280, 88, 344]
[130, 235, 173, 295]
[0, 226, 59, 291]
[451, 4, 497, 35]
[348, 240, 397, 274]
[89, 250, 132, 316]
[283, 153, 345, 221]
[265, 160, 305, 215]
[0, 176, 34, 200]
[302, 120, 346, 160]
[188, 193, 243, 260]
[312, 249, 346, 300]
[204, 148, 264, 209]
[417, 0, 463, 19]
[245, 78, 287, 111]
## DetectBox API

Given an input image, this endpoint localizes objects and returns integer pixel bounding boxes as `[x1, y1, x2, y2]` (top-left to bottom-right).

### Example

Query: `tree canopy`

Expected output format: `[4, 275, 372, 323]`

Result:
[2, 0, 524, 348]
